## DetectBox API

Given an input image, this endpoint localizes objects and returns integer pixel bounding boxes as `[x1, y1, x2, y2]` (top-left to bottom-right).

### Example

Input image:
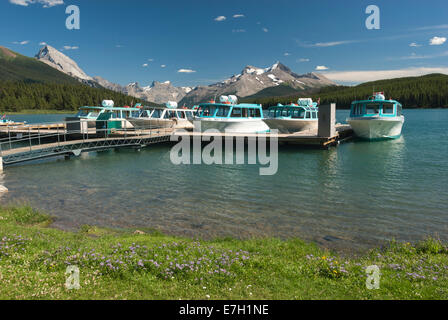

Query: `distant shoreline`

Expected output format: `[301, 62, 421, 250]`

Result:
[0, 110, 75, 115]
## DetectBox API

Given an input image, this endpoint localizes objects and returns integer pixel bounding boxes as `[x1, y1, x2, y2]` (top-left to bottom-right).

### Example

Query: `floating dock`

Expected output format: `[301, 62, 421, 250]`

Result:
[0, 104, 353, 168]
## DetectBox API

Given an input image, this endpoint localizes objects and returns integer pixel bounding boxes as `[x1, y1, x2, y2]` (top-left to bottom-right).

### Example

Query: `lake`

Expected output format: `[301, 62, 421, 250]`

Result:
[1, 109, 447, 252]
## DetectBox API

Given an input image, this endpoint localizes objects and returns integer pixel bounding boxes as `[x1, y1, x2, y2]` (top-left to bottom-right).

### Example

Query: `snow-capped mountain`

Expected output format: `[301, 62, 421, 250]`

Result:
[34, 45, 336, 105]
[179, 62, 337, 105]
[35, 45, 93, 82]
[123, 81, 193, 104]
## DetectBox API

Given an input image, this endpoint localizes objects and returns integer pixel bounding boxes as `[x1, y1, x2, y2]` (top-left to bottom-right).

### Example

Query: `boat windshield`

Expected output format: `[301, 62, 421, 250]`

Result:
[164, 110, 176, 119]
[382, 103, 394, 114]
[366, 103, 380, 114]
[185, 110, 195, 120]
[176, 111, 186, 119]
[291, 109, 306, 119]
[139, 109, 152, 118]
[77, 108, 99, 117]
[151, 109, 163, 118]
[215, 106, 231, 117]
[201, 106, 217, 117]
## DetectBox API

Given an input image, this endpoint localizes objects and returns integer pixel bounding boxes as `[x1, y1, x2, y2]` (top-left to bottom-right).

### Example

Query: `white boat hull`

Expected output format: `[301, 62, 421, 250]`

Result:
[194, 118, 270, 133]
[128, 118, 194, 130]
[347, 116, 404, 140]
[127, 118, 174, 129]
[263, 118, 318, 134]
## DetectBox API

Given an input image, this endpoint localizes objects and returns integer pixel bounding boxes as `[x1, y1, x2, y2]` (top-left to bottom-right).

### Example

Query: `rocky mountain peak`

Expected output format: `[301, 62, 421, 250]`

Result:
[35, 45, 92, 81]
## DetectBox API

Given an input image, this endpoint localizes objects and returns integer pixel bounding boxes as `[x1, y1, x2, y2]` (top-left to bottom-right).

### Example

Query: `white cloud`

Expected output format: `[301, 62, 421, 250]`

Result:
[395, 51, 448, 60]
[409, 42, 421, 47]
[178, 69, 196, 73]
[115, 45, 123, 48]
[161, 65, 166, 68]
[63, 45, 78, 50]
[300, 40, 358, 48]
[315, 66, 329, 70]
[142, 63, 148, 67]
[214, 16, 226, 22]
[284, 52, 291, 56]
[39, 41, 47, 46]
[262, 28, 268, 32]
[233, 14, 245, 18]
[232, 29, 246, 33]
[322, 67, 448, 83]
[148, 58, 154, 62]
[13, 40, 29, 45]
[415, 24, 448, 31]
[430, 36, 446, 45]
[9, 0, 64, 7]
[298, 58, 310, 62]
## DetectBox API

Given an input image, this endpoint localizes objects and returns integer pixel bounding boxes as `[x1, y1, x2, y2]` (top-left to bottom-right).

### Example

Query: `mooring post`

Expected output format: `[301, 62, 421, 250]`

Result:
[318, 103, 336, 138]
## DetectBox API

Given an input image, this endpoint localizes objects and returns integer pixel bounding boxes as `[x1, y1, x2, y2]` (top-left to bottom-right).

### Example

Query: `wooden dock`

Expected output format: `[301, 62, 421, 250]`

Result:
[172, 124, 353, 148]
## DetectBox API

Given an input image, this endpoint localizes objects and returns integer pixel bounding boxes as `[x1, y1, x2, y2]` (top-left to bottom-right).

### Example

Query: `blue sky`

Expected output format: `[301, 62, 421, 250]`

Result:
[1, 0, 448, 86]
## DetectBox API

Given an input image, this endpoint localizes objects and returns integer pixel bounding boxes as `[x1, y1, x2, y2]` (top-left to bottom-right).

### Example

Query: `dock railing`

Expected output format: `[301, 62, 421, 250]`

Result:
[0, 118, 174, 164]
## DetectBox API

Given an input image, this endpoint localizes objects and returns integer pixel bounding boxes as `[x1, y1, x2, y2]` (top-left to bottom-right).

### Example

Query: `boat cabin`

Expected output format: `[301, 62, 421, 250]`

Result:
[350, 94, 402, 118]
[76, 106, 141, 120]
[266, 103, 318, 120]
[137, 107, 196, 120]
[196, 103, 264, 119]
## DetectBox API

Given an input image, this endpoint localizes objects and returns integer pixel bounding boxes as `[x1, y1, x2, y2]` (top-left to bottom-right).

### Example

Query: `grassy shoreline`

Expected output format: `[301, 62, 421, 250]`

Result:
[0, 205, 447, 300]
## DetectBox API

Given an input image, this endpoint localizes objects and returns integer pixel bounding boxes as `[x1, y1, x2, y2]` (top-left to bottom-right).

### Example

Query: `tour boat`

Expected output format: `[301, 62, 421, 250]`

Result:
[347, 92, 404, 140]
[194, 95, 270, 133]
[127, 101, 196, 130]
[72, 100, 141, 128]
[263, 98, 319, 133]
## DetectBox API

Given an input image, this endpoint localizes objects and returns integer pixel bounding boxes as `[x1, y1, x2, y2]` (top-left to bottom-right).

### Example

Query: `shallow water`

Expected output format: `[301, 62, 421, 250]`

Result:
[1, 109, 447, 252]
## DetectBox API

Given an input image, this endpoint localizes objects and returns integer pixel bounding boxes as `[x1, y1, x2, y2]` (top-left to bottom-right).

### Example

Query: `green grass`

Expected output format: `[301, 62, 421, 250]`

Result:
[0, 205, 447, 300]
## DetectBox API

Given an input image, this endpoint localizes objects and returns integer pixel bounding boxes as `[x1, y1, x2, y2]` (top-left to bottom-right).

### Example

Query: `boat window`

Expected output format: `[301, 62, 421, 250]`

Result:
[215, 106, 230, 117]
[151, 109, 162, 118]
[176, 111, 186, 119]
[382, 103, 394, 114]
[201, 106, 217, 117]
[76, 109, 90, 117]
[305, 111, 311, 119]
[397, 105, 402, 116]
[292, 109, 305, 118]
[357, 104, 363, 115]
[131, 110, 140, 117]
[275, 108, 283, 117]
[248, 108, 256, 117]
[312, 111, 318, 119]
[230, 107, 242, 117]
[164, 111, 176, 119]
[254, 108, 261, 117]
[366, 103, 380, 114]
[267, 108, 275, 117]
[281, 109, 290, 117]
[185, 111, 195, 120]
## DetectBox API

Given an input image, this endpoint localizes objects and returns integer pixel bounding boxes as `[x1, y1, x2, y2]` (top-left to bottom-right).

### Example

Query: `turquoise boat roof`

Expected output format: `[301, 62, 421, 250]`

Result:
[79, 106, 141, 111]
[198, 103, 262, 108]
[352, 99, 402, 106]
